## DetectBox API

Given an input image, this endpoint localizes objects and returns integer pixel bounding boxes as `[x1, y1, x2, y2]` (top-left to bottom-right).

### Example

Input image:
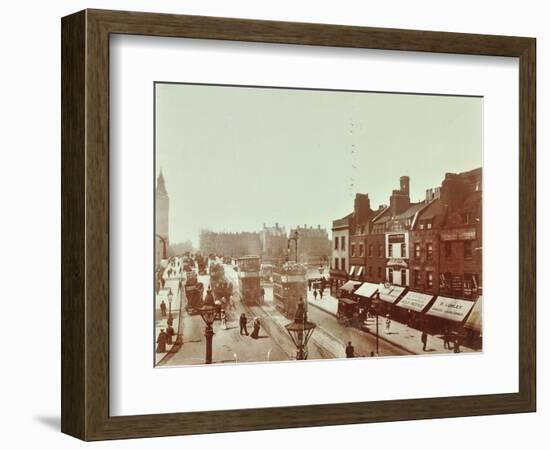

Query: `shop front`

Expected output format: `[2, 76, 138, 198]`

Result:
[425, 295, 476, 336]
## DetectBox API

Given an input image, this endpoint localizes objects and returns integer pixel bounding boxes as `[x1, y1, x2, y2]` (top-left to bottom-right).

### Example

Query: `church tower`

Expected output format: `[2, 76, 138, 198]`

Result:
[155, 170, 170, 264]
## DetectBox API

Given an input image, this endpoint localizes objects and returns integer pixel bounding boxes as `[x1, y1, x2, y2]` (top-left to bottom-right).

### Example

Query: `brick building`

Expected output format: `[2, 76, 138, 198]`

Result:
[438, 169, 483, 298]
[349, 193, 375, 281]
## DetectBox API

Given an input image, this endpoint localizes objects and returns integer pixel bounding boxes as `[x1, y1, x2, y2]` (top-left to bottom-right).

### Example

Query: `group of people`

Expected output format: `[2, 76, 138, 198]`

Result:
[312, 288, 324, 301]
[156, 323, 176, 353]
[239, 313, 262, 339]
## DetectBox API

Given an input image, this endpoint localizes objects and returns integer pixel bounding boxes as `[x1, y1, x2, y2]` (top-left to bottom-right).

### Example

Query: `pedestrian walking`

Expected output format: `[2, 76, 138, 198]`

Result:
[319, 288, 323, 299]
[453, 336, 461, 353]
[308, 280, 312, 291]
[345, 341, 355, 358]
[443, 329, 451, 349]
[166, 325, 174, 345]
[421, 331, 428, 351]
[385, 314, 391, 333]
[160, 300, 167, 317]
[161, 278, 165, 289]
[156, 329, 167, 353]
[250, 318, 260, 339]
[313, 289, 318, 301]
[239, 313, 248, 336]
[221, 309, 227, 330]
[260, 287, 265, 303]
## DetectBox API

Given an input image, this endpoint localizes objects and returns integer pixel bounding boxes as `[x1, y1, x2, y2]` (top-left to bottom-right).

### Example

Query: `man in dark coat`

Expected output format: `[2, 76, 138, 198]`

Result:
[345, 341, 355, 358]
[156, 329, 167, 353]
[160, 300, 167, 317]
[239, 313, 248, 336]
[166, 325, 174, 345]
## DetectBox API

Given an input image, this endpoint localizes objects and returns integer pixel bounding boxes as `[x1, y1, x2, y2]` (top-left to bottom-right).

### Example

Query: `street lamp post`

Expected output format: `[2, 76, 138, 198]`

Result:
[285, 299, 316, 360]
[173, 276, 186, 350]
[199, 294, 217, 364]
[167, 288, 173, 320]
[287, 229, 299, 263]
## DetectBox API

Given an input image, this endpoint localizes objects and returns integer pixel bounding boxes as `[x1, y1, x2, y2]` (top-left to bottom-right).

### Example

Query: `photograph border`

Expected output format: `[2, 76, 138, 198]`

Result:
[61, 9, 536, 441]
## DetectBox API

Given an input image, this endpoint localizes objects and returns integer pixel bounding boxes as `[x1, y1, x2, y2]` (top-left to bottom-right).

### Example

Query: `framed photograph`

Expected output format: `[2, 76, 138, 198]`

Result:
[61, 9, 536, 440]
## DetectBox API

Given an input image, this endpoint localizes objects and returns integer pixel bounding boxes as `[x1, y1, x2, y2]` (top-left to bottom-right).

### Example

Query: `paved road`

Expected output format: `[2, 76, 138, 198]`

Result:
[306, 305, 410, 357]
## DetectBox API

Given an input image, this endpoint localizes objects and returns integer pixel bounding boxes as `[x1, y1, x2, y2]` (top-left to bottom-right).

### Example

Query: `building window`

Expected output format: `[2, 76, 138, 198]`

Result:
[378, 266, 382, 279]
[351, 244, 355, 257]
[414, 270, 421, 287]
[464, 241, 473, 259]
[341, 258, 346, 270]
[426, 271, 433, 288]
[426, 221, 432, 230]
[334, 237, 339, 250]
[388, 244, 393, 257]
[368, 266, 372, 278]
[420, 223, 424, 230]
[401, 269, 407, 286]
[378, 244, 382, 257]
[388, 268, 393, 284]
[341, 236, 346, 251]
[461, 212, 472, 224]
[359, 244, 364, 257]
[445, 242, 452, 259]
[368, 244, 373, 257]
[427, 242, 433, 260]
[400, 243, 406, 258]
[334, 258, 339, 270]
[414, 243, 421, 259]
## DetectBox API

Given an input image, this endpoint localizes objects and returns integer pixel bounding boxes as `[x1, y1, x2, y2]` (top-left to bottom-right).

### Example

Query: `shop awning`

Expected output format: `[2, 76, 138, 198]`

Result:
[395, 291, 434, 312]
[339, 280, 361, 293]
[426, 296, 476, 322]
[356, 266, 365, 277]
[339, 297, 357, 306]
[354, 282, 379, 299]
[464, 297, 482, 332]
[377, 284, 406, 303]
[348, 266, 356, 277]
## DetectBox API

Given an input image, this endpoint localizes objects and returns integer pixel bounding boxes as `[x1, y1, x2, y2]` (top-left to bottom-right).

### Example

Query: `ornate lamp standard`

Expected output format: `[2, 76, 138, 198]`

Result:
[199, 294, 217, 364]
[287, 229, 299, 263]
[285, 299, 316, 360]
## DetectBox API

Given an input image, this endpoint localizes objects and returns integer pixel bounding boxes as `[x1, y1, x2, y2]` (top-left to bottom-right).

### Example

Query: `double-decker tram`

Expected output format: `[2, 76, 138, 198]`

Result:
[272, 263, 307, 319]
[236, 255, 261, 306]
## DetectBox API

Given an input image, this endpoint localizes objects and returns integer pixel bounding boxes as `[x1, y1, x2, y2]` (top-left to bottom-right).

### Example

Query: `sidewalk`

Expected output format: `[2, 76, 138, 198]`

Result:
[307, 292, 476, 355]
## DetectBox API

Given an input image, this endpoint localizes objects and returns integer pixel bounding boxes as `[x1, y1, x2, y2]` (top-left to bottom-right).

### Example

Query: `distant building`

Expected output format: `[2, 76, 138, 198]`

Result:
[199, 230, 261, 258]
[288, 225, 331, 266]
[155, 170, 169, 267]
[260, 223, 287, 264]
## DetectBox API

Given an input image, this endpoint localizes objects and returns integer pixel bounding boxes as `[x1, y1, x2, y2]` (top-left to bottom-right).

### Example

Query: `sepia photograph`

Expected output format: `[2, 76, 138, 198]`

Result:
[153, 82, 483, 367]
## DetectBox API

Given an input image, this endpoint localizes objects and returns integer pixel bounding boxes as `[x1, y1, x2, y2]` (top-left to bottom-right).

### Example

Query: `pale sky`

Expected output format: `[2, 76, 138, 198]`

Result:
[155, 83, 482, 247]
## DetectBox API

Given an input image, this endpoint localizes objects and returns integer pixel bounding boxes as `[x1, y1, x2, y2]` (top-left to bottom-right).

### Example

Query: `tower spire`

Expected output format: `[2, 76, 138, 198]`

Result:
[157, 169, 167, 195]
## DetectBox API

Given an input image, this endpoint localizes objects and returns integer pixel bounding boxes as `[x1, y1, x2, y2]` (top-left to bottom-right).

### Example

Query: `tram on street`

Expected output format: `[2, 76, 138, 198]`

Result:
[272, 263, 307, 319]
[236, 255, 261, 306]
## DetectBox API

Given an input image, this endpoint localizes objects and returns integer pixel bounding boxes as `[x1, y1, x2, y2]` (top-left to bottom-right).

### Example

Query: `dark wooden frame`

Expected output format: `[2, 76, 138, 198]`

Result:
[61, 8, 536, 441]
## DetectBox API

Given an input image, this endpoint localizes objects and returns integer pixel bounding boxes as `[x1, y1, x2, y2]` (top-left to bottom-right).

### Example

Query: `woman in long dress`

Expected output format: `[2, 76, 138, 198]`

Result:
[250, 318, 260, 339]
